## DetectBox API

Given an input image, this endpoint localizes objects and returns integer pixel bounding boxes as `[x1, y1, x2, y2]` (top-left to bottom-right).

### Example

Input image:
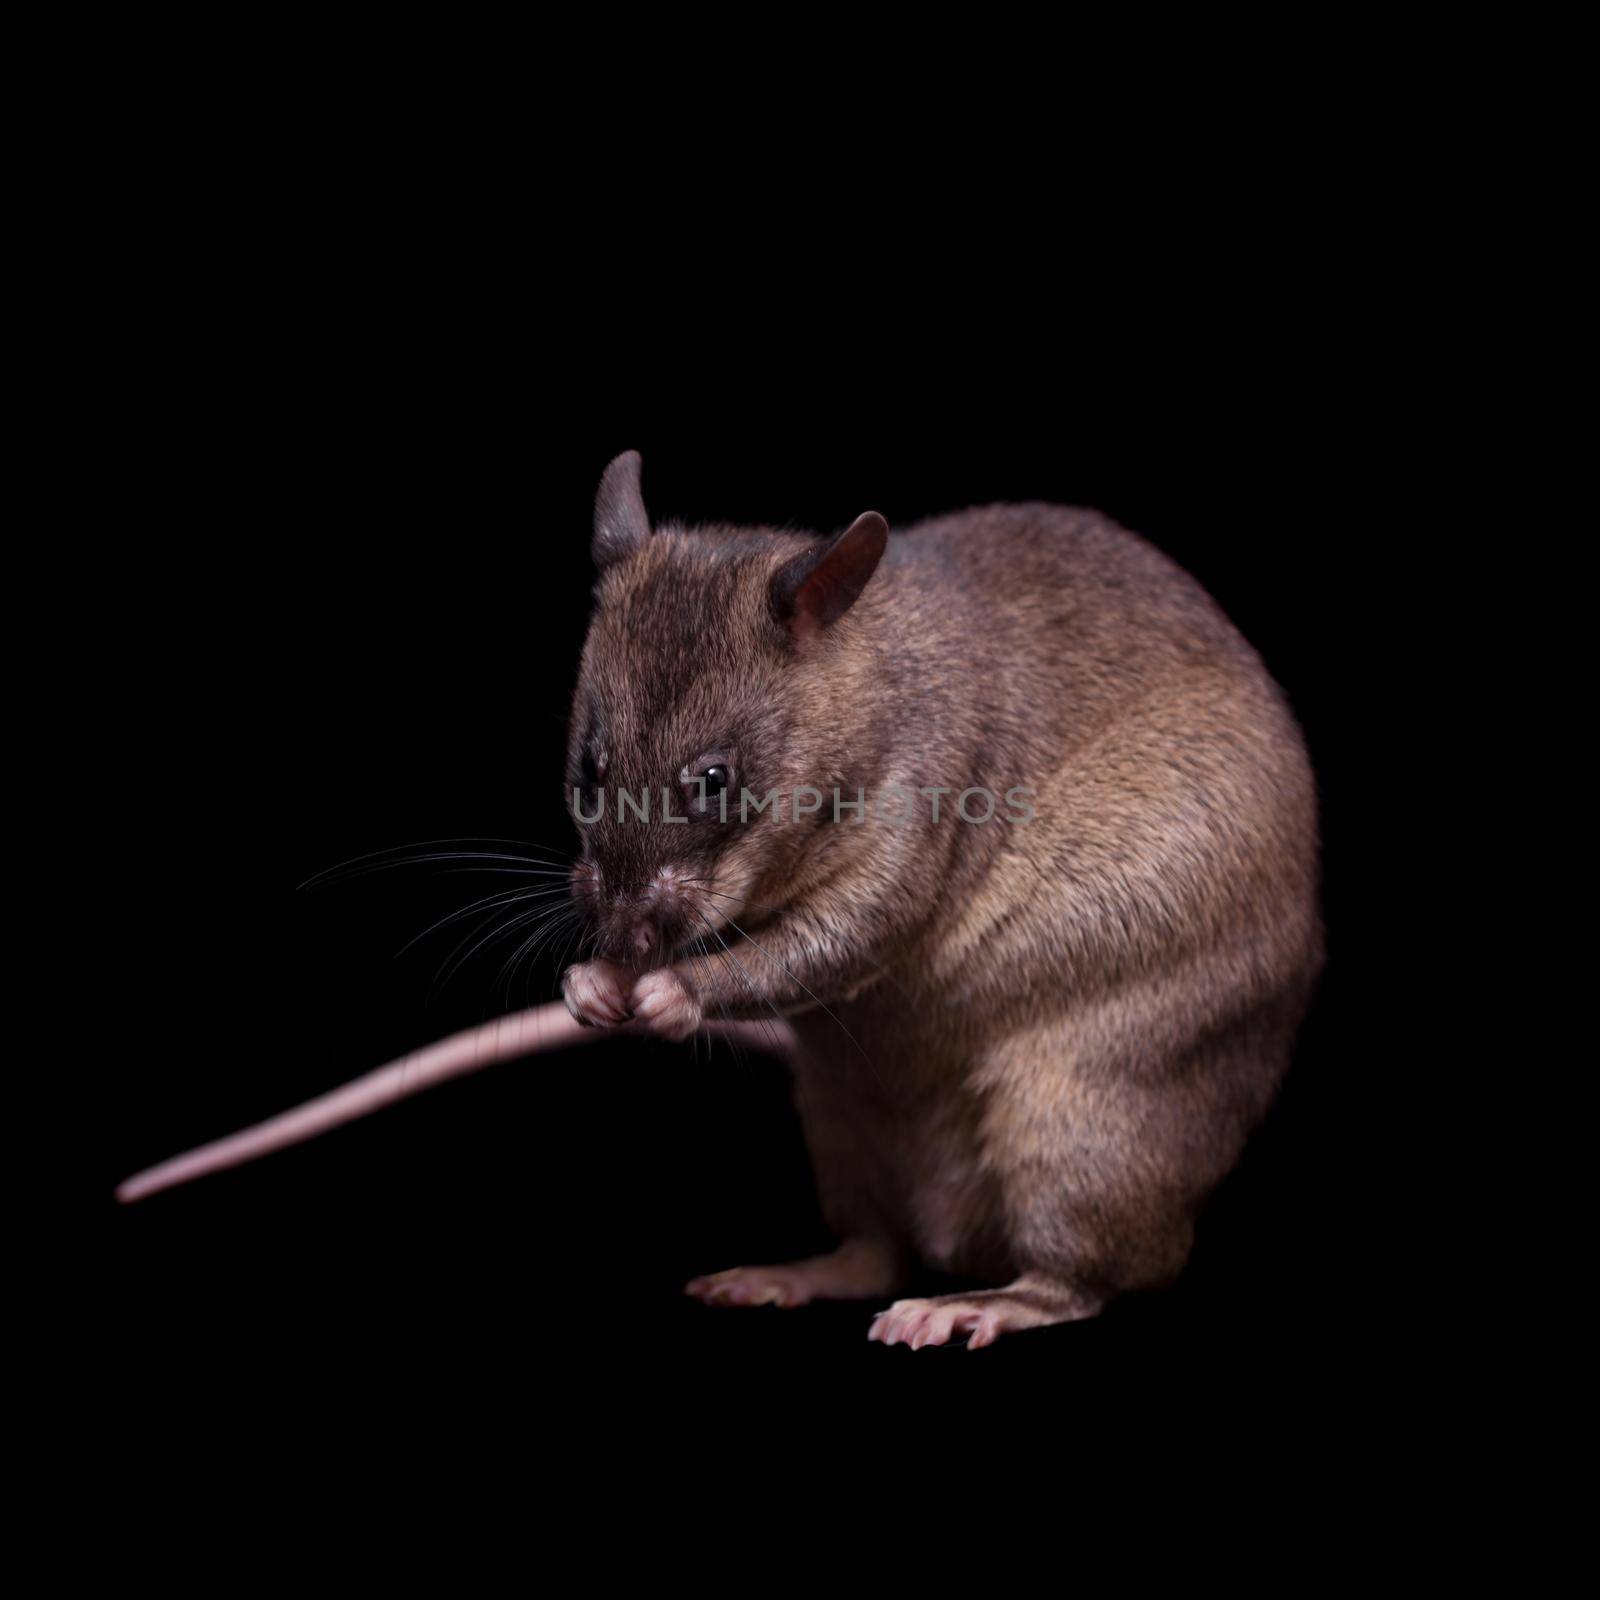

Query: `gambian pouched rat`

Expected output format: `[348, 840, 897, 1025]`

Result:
[119, 451, 1322, 1351]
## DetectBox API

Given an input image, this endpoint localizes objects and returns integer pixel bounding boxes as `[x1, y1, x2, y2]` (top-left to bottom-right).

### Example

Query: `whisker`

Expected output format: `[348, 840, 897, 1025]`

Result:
[686, 880, 913, 1002]
[430, 900, 570, 999]
[492, 902, 583, 1009]
[715, 909, 885, 1087]
[300, 837, 574, 890]
[393, 884, 571, 961]
[679, 879, 785, 915]
[686, 906, 791, 1057]
[315, 856, 574, 886]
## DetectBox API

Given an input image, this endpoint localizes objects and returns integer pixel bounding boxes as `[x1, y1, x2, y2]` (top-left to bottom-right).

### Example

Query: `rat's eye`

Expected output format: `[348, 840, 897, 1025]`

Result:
[681, 751, 737, 811]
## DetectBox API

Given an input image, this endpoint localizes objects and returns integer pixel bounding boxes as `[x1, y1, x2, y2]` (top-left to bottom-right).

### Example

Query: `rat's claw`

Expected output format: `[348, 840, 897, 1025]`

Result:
[868, 1280, 1100, 1349]
[629, 968, 702, 1042]
[870, 1298, 956, 1348]
[561, 959, 633, 1027]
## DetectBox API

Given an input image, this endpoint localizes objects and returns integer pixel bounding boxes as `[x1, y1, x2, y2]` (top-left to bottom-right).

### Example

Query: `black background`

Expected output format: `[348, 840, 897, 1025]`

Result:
[100, 262, 1398, 1471]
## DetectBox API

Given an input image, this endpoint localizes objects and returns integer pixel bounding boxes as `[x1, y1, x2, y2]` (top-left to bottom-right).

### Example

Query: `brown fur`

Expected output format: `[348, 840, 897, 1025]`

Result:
[563, 453, 1323, 1345]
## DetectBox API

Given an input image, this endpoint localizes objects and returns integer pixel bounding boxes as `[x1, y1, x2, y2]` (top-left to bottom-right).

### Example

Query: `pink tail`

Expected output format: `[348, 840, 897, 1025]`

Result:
[116, 1003, 792, 1204]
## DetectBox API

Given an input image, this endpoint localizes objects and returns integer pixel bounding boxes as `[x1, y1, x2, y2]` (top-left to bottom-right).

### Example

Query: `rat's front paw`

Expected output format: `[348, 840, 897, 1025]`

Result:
[562, 959, 633, 1027]
[629, 968, 703, 1042]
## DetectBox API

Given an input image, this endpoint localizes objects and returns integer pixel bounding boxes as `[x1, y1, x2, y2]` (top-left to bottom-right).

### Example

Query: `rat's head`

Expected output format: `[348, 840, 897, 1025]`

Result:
[566, 451, 887, 966]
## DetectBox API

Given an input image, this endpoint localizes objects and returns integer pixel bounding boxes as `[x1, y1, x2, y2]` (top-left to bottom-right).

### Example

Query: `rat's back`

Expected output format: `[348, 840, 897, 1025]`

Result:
[885, 500, 1291, 735]
[865, 499, 1320, 993]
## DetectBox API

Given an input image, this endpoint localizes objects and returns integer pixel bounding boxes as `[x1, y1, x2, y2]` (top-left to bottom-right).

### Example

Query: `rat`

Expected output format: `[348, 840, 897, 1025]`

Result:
[119, 451, 1322, 1351]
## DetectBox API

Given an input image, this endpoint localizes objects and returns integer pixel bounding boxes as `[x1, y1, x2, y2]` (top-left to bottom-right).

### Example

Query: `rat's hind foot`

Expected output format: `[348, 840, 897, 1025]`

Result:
[867, 1273, 1104, 1350]
[685, 1237, 906, 1310]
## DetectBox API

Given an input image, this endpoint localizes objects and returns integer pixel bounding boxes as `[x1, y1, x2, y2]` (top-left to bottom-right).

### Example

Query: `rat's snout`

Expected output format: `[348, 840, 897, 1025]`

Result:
[625, 915, 660, 964]
[574, 860, 698, 968]
[593, 907, 675, 967]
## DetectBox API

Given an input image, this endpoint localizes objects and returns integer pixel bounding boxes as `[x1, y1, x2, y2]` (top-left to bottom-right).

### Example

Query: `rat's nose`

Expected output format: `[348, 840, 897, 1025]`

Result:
[629, 918, 659, 963]
[599, 907, 674, 966]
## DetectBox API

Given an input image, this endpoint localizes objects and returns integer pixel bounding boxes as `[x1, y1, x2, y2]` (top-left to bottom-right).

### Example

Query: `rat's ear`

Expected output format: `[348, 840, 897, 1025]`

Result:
[770, 511, 889, 640]
[593, 450, 651, 567]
